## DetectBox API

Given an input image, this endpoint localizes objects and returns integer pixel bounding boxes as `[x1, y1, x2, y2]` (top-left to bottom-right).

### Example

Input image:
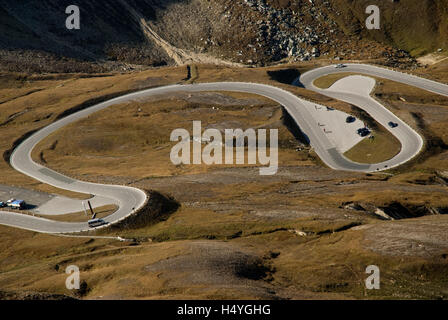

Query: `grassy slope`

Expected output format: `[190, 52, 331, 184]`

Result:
[0, 67, 185, 194]
[344, 130, 401, 164]
[31, 95, 312, 179]
[0, 213, 447, 299]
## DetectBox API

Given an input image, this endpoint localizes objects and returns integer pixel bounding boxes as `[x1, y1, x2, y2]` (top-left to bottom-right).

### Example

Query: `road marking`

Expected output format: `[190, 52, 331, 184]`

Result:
[38, 168, 75, 184]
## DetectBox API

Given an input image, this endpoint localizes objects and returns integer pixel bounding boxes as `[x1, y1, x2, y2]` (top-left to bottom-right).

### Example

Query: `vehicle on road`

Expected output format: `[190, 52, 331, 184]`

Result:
[0, 202, 5, 208]
[7, 199, 26, 210]
[388, 121, 398, 128]
[88, 218, 107, 228]
[335, 64, 346, 69]
[346, 116, 356, 123]
[357, 128, 371, 137]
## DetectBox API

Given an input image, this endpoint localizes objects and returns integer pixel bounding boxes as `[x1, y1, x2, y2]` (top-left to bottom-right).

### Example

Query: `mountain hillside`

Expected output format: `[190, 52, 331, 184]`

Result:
[0, 0, 446, 72]
[330, 0, 448, 56]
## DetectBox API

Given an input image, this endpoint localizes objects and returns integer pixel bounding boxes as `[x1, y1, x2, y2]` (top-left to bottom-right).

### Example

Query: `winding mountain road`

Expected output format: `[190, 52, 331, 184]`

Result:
[1, 63, 447, 234]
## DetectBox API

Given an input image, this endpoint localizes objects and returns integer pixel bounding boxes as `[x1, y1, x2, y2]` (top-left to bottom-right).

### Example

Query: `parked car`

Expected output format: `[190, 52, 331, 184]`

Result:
[335, 64, 346, 68]
[346, 116, 356, 123]
[357, 128, 371, 137]
[388, 121, 398, 128]
[8, 200, 26, 210]
[0, 202, 5, 208]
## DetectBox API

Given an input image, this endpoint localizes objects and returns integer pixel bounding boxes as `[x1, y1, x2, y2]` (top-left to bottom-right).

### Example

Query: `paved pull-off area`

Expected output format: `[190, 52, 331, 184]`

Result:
[1, 64, 447, 234]
[0, 184, 113, 216]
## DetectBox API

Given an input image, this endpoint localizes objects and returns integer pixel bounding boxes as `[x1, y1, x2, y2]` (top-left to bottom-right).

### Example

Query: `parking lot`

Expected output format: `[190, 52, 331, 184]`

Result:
[0, 184, 113, 215]
[0, 184, 52, 210]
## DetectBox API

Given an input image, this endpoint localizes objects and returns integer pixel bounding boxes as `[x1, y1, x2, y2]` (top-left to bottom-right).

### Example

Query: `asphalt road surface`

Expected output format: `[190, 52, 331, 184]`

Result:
[1, 63, 447, 234]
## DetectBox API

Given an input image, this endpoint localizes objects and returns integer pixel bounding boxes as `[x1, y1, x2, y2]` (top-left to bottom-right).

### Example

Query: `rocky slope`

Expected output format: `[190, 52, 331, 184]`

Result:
[0, 0, 446, 72]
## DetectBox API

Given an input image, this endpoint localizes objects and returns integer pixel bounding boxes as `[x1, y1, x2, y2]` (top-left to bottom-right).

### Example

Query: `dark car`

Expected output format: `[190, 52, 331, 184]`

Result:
[357, 128, 371, 137]
[346, 116, 356, 123]
[388, 121, 398, 128]
[360, 130, 370, 137]
[0, 202, 5, 208]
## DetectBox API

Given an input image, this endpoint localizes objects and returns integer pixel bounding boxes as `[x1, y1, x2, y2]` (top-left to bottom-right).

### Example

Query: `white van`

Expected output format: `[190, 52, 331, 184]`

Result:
[88, 218, 107, 228]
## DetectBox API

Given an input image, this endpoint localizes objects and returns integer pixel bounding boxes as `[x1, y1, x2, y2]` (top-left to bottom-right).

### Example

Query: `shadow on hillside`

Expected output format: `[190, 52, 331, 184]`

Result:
[108, 190, 180, 231]
[267, 69, 302, 86]
[0, 0, 189, 60]
[281, 107, 310, 145]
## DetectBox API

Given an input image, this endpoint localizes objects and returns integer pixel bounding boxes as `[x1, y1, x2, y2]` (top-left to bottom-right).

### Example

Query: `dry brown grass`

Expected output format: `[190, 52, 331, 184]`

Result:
[0, 67, 185, 194]
[32, 94, 314, 180]
[0, 211, 447, 299]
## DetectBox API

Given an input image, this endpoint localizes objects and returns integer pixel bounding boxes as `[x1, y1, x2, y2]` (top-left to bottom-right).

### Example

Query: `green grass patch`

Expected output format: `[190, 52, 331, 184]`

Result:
[344, 130, 401, 164]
